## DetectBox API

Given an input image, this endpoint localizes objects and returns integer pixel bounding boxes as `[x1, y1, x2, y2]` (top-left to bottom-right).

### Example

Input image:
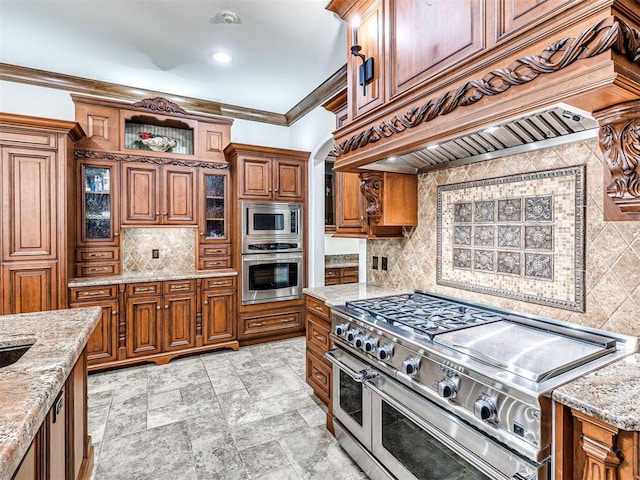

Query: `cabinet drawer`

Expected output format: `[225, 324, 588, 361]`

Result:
[324, 268, 339, 279]
[306, 350, 331, 405]
[70, 285, 117, 302]
[76, 262, 119, 277]
[305, 295, 330, 320]
[341, 267, 359, 277]
[203, 276, 237, 290]
[199, 257, 231, 269]
[325, 278, 340, 286]
[76, 248, 119, 262]
[200, 245, 231, 257]
[127, 282, 162, 297]
[241, 310, 303, 338]
[340, 275, 359, 284]
[164, 279, 196, 294]
[306, 315, 331, 355]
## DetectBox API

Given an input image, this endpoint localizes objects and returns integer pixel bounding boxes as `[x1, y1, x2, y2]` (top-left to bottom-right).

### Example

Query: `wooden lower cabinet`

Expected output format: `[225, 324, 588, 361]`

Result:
[69, 275, 238, 370]
[11, 351, 92, 480]
[239, 309, 304, 341]
[325, 266, 359, 285]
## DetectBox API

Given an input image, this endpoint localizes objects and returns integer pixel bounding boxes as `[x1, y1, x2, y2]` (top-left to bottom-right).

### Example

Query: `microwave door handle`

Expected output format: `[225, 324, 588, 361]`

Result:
[325, 350, 378, 383]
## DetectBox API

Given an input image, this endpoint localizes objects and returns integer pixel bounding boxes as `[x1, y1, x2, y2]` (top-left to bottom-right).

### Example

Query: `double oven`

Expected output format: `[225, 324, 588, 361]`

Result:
[241, 201, 303, 305]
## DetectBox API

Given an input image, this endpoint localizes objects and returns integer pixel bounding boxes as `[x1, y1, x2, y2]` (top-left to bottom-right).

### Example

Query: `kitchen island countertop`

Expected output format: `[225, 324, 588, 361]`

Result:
[0, 307, 101, 479]
[68, 268, 238, 288]
[303, 283, 411, 307]
[553, 353, 640, 431]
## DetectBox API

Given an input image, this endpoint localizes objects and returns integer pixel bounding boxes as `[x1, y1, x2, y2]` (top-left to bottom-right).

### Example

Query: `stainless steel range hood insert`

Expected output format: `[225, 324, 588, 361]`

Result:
[366, 103, 599, 174]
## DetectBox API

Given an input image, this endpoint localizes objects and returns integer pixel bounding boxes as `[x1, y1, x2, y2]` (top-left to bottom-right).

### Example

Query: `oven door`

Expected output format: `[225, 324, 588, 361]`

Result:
[241, 253, 302, 305]
[326, 349, 547, 480]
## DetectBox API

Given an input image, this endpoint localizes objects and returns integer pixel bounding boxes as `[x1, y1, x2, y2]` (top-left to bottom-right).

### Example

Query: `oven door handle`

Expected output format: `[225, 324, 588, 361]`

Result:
[325, 350, 379, 383]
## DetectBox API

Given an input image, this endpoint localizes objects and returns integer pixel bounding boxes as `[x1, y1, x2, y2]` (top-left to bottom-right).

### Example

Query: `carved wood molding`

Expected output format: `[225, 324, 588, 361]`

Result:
[594, 100, 640, 214]
[75, 149, 231, 170]
[330, 16, 640, 158]
[359, 172, 383, 223]
[132, 97, 188, 116]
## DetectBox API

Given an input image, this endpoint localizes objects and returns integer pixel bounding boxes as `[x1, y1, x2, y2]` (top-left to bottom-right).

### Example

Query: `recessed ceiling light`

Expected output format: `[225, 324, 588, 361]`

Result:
[212, 52, 232, 63]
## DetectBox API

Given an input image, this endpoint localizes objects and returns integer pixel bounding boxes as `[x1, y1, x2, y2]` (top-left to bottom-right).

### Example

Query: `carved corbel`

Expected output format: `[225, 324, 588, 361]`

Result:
[359, 172, 383, 224]
[594, 101, 640, 220]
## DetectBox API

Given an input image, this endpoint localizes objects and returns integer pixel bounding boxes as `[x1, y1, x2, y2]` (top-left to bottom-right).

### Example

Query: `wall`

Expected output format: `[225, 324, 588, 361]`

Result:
[367, 139, 640, 337]
[121, 227, 196, 273]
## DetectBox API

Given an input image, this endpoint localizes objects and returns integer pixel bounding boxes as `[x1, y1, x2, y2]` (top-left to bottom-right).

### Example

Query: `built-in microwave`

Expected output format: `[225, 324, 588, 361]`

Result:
[242, 201, 302, 240]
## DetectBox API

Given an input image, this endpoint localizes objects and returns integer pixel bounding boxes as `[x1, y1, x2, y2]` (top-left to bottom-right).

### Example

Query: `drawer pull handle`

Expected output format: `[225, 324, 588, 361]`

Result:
[165, 305, 169, 309]
[88, 253, 107, 258]
[313, 332, 326, 341]
[171, 286, 188, 291]
[83, 290, 106, 297]
[313, 371, 326, 382]
[280, 318, 294, 324]
[90, 267, 107, 272]
[313, 305, 324, 312]
[252, 322, 265, 327]
[136, 287, 154, 293]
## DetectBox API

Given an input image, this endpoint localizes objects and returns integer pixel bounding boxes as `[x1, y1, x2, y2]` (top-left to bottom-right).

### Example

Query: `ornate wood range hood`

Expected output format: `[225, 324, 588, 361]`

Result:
[326, 0, 640, 220]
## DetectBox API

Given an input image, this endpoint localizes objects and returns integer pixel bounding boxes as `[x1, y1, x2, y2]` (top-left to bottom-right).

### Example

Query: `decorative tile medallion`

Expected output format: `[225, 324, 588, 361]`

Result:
[437, 166, 586, 311]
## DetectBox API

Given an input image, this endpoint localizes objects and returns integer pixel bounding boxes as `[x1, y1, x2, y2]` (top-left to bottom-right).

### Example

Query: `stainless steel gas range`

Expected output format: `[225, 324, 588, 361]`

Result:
[326, 290, 638, 480]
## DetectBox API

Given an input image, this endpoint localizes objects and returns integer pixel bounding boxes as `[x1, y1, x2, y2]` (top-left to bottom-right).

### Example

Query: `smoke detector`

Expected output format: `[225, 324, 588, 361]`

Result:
[210, 10, 242, 24]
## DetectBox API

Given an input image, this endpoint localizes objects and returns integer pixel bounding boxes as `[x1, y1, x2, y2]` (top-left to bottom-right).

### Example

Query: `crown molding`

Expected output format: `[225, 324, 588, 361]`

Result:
[0, 62, 347, 127]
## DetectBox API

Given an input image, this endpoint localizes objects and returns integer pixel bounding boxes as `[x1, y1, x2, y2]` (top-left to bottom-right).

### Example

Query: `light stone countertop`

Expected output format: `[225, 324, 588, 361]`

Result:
[68, 269, 238, 288]
[553, 353, 640, 431]
[324, 261, 359, 269]
[0, 307, 101, 479]
[303, 283, 411, 307]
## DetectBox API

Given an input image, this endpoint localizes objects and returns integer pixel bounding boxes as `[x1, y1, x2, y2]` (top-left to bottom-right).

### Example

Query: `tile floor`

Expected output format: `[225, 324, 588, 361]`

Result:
[87, 336, 367, 480]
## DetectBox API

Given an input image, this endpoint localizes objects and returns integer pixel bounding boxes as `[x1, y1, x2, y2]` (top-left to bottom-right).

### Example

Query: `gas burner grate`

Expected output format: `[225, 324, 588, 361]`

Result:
[346, 293, 504, 338]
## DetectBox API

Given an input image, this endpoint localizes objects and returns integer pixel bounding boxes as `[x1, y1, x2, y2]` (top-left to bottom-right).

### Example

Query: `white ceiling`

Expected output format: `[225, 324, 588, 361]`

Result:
[0, 0, 347, 114]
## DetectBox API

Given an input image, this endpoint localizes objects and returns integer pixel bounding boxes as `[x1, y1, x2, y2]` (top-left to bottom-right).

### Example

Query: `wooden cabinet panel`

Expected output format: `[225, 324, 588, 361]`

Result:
[75, 262, 119, 277]
[69, 285, 117, 303]
[163, 293, 196, 352]
[351, 0, 385, 117]
[336, 172, 367, 234]
[197, 122, 230, 162]
[239, 156, 271, 199]
[48, 391, 66, 480]
[70, 357, 87, 480]
[11, 437, 38, 480]
[305, 294, 330, 320]
[306, 350, 332, 405]
[2, 263, 56, 314]
[274, 159, 303, 200]
[126, 296, 162, 358]
[122, 163, 160, 224]
[85, 302, 118, 365]
[240, 309, 304, 339]
[498, 0, 579, 39]
[127, 282, 162, 297]
[306, 316, 331, 356]
[202, 289, 235, 344]
[162, 166, 196, 224]
[2, 148, 55, 261]
[202, 276, 236, 290]
[75, 103, 119, 151]
[388, 0, 484, 98]
[77, 160, 120, 246]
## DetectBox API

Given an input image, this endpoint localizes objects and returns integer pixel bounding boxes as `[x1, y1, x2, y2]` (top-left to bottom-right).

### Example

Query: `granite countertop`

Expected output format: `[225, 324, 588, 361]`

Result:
[324, 254, 359, 269]
[68, 269, 238, 288]
[303, 283, 412, 307]
[553, 353, 640, 431]
[0, 307, 101, 479]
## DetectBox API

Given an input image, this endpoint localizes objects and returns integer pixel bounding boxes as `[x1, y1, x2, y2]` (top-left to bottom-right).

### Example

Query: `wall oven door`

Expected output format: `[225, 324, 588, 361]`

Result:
[242, 252, 302, 305]
[326, 349, 547, 480]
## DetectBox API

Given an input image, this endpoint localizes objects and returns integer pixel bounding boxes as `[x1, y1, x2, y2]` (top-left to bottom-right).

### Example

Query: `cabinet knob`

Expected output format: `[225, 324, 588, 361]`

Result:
[111, 310, 117, 315]
[163, 212, 168, 216]
[114, 232, 119, 237]
[155, 212, 160, 215]
[199, 232, 204, 236]
[156, 306, 161, 310]
[165, 305, 169, 309]
[203, 301, 209, 305]
[274, 189, 279, 192]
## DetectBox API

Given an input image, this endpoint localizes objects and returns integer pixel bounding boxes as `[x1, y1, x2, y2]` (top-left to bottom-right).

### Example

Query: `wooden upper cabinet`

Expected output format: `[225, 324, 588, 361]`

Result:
[225, 144, 308, 202]
[121, 163, 196, 225]
[335, 171, 367, 235]
[198, 121, 231, 162]
[350, 0, 385, 118]
[75, 103, 120, 151]
[2, 147, 56, 261]
[387, 0, 484, 98]
[498, 0, 580, 40]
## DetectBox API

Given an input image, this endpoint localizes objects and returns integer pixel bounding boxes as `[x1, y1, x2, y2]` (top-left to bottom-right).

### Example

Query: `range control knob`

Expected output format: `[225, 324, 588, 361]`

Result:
[363, 337, 378, 354]
[377, 344, 394, 361]
[474, 396, 497, 422]
[437, 377, 459, 399]
[346, 329, 359, 343]
[334, 324, 349, 337]
[402, 357, 420, 376]
[354, 335, 367, 349]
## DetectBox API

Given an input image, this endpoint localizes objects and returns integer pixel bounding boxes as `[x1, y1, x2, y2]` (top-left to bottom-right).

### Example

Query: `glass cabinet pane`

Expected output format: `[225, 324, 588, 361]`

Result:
[83, 166, 113, 241]
[204, 174, 227, 240]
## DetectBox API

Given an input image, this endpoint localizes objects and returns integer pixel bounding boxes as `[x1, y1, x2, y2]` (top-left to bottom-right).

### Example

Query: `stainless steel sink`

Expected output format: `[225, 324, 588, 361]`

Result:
[0, 343, 32, 368]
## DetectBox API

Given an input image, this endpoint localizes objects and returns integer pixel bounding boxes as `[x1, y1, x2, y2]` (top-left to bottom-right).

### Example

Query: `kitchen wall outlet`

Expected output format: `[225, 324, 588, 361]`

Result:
[381, 257, 388, 271]
[372, 256, 379, 270]
[152, 249, 159, 259]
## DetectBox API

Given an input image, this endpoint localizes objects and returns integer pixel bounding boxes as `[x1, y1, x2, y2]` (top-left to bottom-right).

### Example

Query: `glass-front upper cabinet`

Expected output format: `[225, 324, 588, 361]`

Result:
[78, 160, 119, 244]
[201, 169, 228, 242]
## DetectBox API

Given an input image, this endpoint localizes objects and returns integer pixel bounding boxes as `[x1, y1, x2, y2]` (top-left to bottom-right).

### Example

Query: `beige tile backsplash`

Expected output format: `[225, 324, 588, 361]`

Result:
[368, 139, 640, 337]
[121, 227, 196, 273]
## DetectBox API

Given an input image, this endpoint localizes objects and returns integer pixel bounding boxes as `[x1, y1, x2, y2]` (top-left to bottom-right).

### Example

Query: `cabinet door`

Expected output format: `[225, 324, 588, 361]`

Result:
[78, 160, 119, 245]
[162, 166, 197, 224]
[126, 296, 162, 357]
[335, 172, 367, 235]
[200, 169, 229, 242]
[202, 289, 235, 344]
[2, 263, 56, 313]
[122, 163, 160, 224]
[274, 158, 304, 201]
[163, 293, 196, 352]
[2, 147, 56, 261]
[84, 301, 118, 365]
[48, 390, 66, 480]
[11, 437, 38, 480]
[238, 156, 271, 199]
